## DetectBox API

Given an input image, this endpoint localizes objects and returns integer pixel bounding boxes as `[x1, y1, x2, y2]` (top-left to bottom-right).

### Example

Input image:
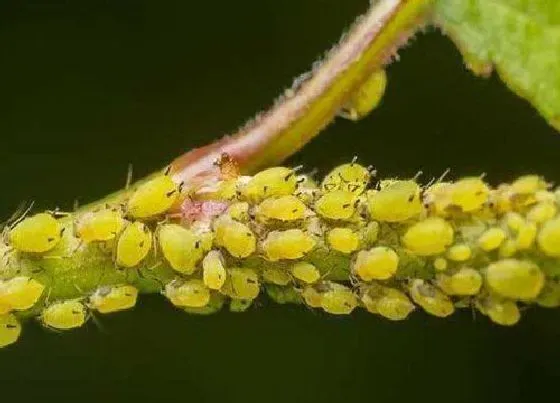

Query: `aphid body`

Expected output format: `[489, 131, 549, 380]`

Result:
[9, 213, 62, 253]
[158, 224, 203, 274]
[367, 180, 423, 222]
[127, 174, 179, 219]
[0, 276, 45, 311]
[0, 314, 21, 348]
[41, 299, 87, 330]
[262, 229, 316, 261]
[116, 222, 152, 268]
[75, 209, 125, 242]
[89, 285, 138, 314]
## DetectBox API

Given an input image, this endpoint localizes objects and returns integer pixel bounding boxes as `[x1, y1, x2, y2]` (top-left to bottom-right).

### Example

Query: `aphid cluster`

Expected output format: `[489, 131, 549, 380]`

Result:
[1, 158, 560, 348]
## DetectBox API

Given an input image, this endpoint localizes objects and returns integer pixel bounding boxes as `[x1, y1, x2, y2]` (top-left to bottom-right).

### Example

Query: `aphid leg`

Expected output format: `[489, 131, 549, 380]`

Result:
[125, 163, 134, 190]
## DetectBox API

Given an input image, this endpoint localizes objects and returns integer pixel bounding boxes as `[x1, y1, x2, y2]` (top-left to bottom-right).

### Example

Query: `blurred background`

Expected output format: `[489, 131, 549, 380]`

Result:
[1, 0, 559, 400]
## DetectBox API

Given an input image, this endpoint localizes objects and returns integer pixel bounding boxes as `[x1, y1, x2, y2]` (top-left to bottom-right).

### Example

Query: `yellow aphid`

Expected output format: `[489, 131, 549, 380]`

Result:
[438, 267, 482, 296]
[242, 167, 297, 201]
[41, 300, 87, 330]
[164, 279, 210, 308]
[477, 228, 506, 251]
[327, 227, 360, 254]
[402, 218, 454, 256]
[256, 195, 306, 221]
[202, 250, 227, 290]
[320, 282, 358, 315]
[301, 286, 323, 308]
[9, 213, 62, 253]
[0, 314, 21, 348]
[511, 175, 548, 195]
[485, 259, 544, 299]
[89, 285, 138, 314]
[353, 246, 399, 281]
[229, 298, 253, 313]
[262, 229, 316, 261]
[361, 221, 380, 245]
[449, 177, 489, 212]
[536, 281, 560, 308]
[158, 224, 203, 274]
[75, 209, 125, 242]
[477, 297, 520, 326]
[0, 277, 45, 310]
[115, 222, 152, 268]
[221, 267, 260, 300]
[367, 180, 423, 222]
[527, 202, 557, 224]
[262, 267, 291, 286]
[537, 217, 560, 257]
[315, 190, 357, 220]
[226, 202, 250, 222]
[291, 262, 321, 284]
[499, 239, 518, 258]
[127, 174, 179, 219]
[514, 221, 537, 250]
[446, 244, 472, 262]
[433, 257, 448, 272]
[504, 212, 525, 232]
[423, 182, 452, 216]
[409, 280, 454, 318]
[213, 216, 256, 258]
[339, 69, 387, 121]
[321, 161, 371, 194]
[362, 286, 415, 321]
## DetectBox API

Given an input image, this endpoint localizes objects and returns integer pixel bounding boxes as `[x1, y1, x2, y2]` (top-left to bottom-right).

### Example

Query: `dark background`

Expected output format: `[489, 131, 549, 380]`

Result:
[1, 0, 560, 400]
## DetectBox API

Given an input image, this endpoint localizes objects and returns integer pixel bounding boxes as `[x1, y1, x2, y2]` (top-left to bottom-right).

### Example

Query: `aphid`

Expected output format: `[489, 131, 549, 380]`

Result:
[9, 213, 62, 253]
[537, 217, 560, 257]
[511, 175, 548, 196]
[115, 222, 152, 268]
[262, 267, 291, 286]
[361, 221, 379, 246]
[126, 173, 180, 219]
[229, 298, 253, 313]
[433, 257, 448, 272]
[0, 276, 45, 311]
[477, 227, 506, 251]
[504, 212, 525, 232]
[449, 177, 490, 212]
[221, 267, 260, 300]
[226, 202, 250, 222]
[213, 216, 256, 258]
[514, 221, 537, 250]
[339, 69, 387, 121]
[290, 262, 321, 284]
[301, 285, 323, 308]
[423, 182, 452, 217]
[536, 280, 560, 308]
[477, 296, 520, 326]
[361, 286, 415, 321]
[320, 282, 358, 315]
[164, 279, 210, 308]
[409, 279, 454, 318]
[485, 259, 544, 300]
[327, 227, 360, 254]
[353, 246, 399, 281]
[437, 267, 482, 296]
[527, 202, 557, 224]
[75, 208, 125, 242]
[321, 160, 371, 194]
[367, 180, 423, 222]
[256, 195, 306, 221]
[262, 229, 316, 261]
[446, 244, 472, 262]
[402, 218, 454, 256]
[41, 299, 88, 330]
[89, 285, 138, 314]
[158, 223, 203, 274]
[0, 314, 21, 348]
[202, 250, 227, 290]
[241, 167, 298, 202]
[314, 190, 357, 220]
[498, 239, 518, 258]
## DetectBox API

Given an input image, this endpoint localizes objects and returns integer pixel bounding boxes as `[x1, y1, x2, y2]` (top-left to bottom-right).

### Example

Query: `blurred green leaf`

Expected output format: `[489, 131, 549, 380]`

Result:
[434, 0, 560, 130]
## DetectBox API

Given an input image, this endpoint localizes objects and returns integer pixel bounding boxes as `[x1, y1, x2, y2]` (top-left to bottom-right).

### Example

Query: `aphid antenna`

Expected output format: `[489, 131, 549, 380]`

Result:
[6, 200, 35, 230]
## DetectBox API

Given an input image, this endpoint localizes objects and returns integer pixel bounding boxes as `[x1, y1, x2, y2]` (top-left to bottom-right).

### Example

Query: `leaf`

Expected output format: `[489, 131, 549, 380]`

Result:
[433, 0, 560, 130]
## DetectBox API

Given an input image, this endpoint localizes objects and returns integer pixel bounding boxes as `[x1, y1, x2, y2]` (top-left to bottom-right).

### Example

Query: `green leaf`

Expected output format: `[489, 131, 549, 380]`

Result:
[433, 0, 560, 130]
